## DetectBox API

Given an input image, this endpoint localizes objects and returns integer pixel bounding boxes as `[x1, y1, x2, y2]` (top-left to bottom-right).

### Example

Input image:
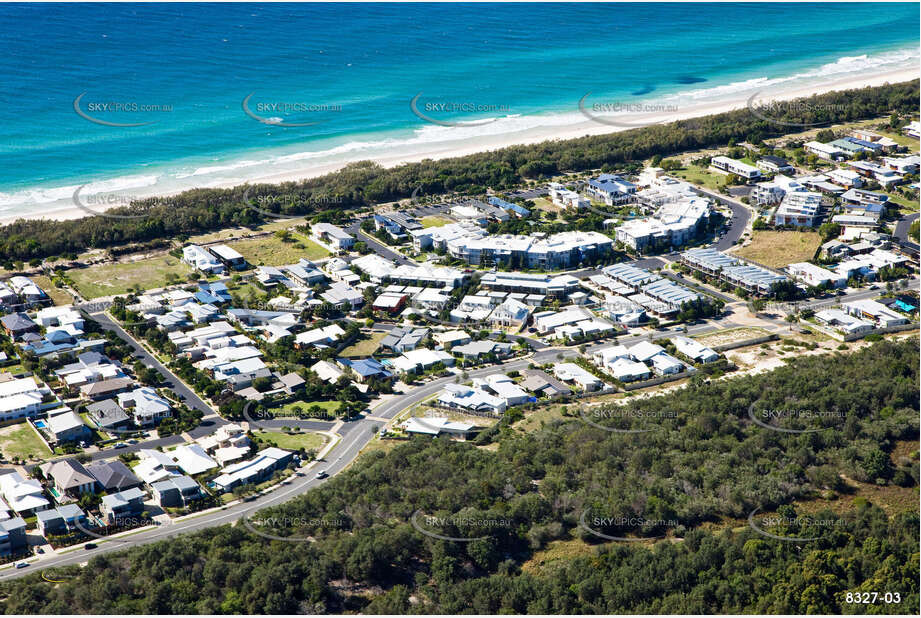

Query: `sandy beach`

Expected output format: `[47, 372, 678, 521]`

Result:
[4, 66, 916, 226]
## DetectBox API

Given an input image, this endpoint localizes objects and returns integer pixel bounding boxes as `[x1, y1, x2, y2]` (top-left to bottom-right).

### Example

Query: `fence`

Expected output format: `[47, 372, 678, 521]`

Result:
[808, 320, 918, 342]
[710, 333, 779, 352]
[622, 367, 698, 391]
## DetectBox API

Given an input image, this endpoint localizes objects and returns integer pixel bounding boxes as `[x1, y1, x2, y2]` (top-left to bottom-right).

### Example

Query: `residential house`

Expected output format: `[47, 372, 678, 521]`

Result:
[45, 409, 92, 444]
[117, 387, 171, 426]
[437, 383, 506, 415]
[311, 223, 354, 250]
[85, 460, 142, 492]
[381, 327, 429, 354]
[0, 517, 27, 556]
[553, 363, 603, 391]
[0, 313, 37, 339]
[670, 336, 719, 363]
[210, 447, 294, 492]
[150, 475, 203, 508]
[519, 369, 572, 398]
[0, 471, 49, 516]
[209, 244, 247, 270]
[85, 399, 132, 431]
[182, 245, 224, 275]
[36, 504, 87, 537]
[711, 156, 761, 180]
[99, 487, 146, 525]
[403, 416, 477, 439]
[40, 459, 97, 498]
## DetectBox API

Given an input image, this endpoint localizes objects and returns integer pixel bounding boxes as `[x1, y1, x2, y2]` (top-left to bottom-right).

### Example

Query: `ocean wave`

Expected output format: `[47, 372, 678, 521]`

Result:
[0, 174, 160, 209]
[3, 46, 917, 221]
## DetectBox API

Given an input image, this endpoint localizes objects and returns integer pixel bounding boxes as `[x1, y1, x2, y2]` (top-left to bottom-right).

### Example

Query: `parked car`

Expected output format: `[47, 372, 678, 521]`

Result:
[15, 562, 28, 569]
[84, 543, 97, 549]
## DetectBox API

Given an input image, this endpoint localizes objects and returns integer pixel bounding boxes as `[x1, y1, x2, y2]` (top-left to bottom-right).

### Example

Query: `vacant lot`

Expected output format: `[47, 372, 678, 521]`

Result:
[0, 421, 51, 462]
[30, 274, 73, 306]
[693, 326, 771, 348]
[340, 331, 386, 357]
[253, 430, 327, 452]
[226, 233, 328, 266]
[732, 230, 821, 268]
[673, 165, 727, 191]
[69, 255, 193, 298]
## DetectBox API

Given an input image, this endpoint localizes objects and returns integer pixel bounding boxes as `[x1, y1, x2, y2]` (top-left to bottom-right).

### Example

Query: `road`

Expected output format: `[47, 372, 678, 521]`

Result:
[893, 212, 919, 243]
[0, 413, 377, 581]
[690, 187, 752, 251]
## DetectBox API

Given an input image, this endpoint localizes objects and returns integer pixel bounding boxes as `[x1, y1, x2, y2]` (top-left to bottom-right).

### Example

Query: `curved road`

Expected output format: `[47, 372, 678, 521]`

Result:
[0, 183, 757, 580]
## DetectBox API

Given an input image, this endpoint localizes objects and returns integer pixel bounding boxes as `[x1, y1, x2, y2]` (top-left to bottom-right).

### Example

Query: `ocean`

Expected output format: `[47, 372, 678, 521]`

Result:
[0, 2, 917, 219]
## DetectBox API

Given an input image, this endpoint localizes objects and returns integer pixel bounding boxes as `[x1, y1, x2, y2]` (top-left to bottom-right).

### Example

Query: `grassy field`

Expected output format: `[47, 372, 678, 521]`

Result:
[0, 421, 51, 462]
[269, 400, 341, 417]
[732, 230, 821, 268]
[187, 218, 311, 245]
[253, 430, 327, 451]
[69, 255, 193, 298]
[884, 190, 919, 214]
[30, 274, 73, 306]
[226, 234, 329, 266]
[421, 216, 452, 228]
[673, 165, 727, 191]
[339, 331, 386, 357]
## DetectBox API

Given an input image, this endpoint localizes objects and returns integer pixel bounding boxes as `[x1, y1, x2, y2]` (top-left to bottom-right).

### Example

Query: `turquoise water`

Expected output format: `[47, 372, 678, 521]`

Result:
[0, 2, 917, 218]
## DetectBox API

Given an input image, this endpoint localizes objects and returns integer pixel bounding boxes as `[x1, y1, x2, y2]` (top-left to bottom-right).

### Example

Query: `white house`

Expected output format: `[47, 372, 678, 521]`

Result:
[182, 245, 224, 275]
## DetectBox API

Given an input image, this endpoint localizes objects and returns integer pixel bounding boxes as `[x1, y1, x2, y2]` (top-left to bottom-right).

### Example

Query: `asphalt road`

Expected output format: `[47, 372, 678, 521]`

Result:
[0, 414, 378, 581]
[893, 212, 919, 240]
[690, 187, 752, 251]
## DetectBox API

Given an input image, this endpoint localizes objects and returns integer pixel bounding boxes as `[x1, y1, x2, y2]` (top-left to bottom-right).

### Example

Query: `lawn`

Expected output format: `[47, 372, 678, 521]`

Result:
[874, 129, 920, 153]
[673, 166, 727, 191]
[226, 233, 329, 267]
[30, 274, 73, 306]
[883, 191, 919, 214]
[731, 230, 821, 268]
[269, 400, 342, 417]
[339, 331, 386, 357]
[253, 430, 327, 452]
[421, 216, 453, 228]
[69, 254, 193, 298]
[0, 421, 51, 462]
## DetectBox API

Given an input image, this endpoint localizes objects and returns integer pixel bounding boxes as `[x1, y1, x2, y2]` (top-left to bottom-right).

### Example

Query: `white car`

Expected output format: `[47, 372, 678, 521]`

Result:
[315, 470, 328, 479]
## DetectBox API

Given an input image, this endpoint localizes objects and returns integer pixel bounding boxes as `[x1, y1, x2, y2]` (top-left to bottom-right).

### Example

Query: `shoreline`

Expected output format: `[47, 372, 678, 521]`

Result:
[3, 66, 917, 226]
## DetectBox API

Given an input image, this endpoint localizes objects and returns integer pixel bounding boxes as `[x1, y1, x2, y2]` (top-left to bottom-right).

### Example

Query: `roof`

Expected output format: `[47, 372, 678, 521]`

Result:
[85, 460, 142, 491]
[40, 458, 95, 490]
[1, 312, 36, 331]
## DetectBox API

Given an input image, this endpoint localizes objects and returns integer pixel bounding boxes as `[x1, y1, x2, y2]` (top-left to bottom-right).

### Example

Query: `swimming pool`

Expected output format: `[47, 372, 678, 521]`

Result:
[894, 300, 916, 313]
[34, 420, 46, 429]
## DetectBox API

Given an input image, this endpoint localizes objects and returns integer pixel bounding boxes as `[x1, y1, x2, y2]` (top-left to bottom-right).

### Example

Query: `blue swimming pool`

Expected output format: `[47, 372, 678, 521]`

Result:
[894, 300, 916, 313]
[33, 420, 46, 429]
